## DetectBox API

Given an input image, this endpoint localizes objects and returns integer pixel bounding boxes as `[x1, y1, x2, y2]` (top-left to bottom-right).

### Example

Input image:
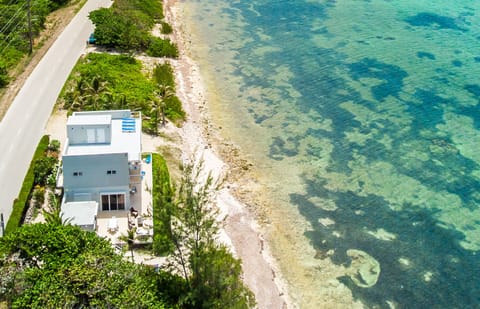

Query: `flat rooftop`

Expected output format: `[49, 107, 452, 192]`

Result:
[61, 201, 98, 228]
[67, 114, 111, 126]
[63, 111, 142, 161]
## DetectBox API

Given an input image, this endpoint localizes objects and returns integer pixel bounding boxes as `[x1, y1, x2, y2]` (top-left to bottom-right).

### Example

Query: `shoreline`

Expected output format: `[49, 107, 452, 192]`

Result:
[163, 0, 293, 307]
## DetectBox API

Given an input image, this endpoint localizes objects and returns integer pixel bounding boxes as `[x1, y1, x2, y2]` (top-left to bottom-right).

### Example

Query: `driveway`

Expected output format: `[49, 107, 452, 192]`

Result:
[0, 0, 112, 229]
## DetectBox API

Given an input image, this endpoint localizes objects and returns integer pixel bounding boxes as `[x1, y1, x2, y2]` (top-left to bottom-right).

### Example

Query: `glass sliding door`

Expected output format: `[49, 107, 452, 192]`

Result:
[110, 194, 118, 210]
[118, 194, 125, 210]
[102, 195, 110, 211]
[101, 193, 126, 211]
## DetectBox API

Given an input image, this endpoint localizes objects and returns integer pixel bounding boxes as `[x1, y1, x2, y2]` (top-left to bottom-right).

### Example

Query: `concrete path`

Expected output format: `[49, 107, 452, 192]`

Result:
[0, 0, 112, 229]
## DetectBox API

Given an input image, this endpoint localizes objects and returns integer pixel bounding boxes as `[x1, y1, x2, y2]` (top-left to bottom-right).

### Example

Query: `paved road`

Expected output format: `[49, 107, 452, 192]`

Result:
[0, 0, 112, 230]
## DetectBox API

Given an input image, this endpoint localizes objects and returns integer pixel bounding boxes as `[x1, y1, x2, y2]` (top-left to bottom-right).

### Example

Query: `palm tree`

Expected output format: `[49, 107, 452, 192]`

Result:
[43, 192, 71, 226]
[150, 98, 162, 135]
[119, 228, 136, 263]
[80, 75, 111, 110]
[151, 85, 175, 134]
[114, 93, 129, 110]
[65, 76, 112, 112]
[65, 78, 86, 111]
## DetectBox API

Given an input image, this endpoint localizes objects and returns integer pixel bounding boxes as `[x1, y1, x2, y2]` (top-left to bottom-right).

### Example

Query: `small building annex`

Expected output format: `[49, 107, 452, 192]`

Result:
[58, 110, 142, 231]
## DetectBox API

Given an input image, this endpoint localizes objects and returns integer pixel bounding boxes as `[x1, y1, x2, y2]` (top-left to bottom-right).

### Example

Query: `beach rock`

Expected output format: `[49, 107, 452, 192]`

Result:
[345, 249, 380, 288]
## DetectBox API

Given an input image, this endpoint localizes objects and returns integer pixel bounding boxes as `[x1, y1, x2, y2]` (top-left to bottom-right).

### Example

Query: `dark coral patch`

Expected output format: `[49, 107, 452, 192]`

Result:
[291, 177, 480, 308]
[417, 51, 436, 60]
[269, 136, 300, 160]
[452, 60, 463, 67]
[465, 84, 480, 97]
[348, 58, 408, 101]
[405, 12, 466, 31]
[463, 84, 480, 106]
[407, 89, 446, 129]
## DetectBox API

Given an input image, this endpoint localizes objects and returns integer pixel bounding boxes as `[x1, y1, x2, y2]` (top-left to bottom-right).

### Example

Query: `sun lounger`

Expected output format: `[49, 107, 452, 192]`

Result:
[108, 216, 118, 232]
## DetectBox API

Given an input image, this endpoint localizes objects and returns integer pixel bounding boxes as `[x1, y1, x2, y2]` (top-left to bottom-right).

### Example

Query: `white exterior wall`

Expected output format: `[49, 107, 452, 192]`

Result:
[66, 113, 112, 145]
[67, 123, 112, 145]
[63, 152, 130, 209]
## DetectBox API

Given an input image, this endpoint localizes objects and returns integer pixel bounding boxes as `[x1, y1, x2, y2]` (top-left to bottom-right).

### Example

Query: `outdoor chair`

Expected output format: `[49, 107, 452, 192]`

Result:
[108, 216, 118, 233]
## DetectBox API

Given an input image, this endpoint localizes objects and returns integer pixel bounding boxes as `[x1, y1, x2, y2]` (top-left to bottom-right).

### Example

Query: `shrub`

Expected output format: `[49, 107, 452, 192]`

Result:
[89, 9, 150, 51]
[146, 37, 179, 58]
[33, 156, 57, 186]
[153, 63, 175, 89]
[160, 22, 173, 35]
[46, 164, 58, 189]
[89, 0, 172, 55]
[48, 139, 61, 153]
[0, 60, 9, 87]
[151, 153, 175, 255]
[32, 185, 46, 208]
[48, 0, 69, 10]
[152, 64, 185, 124]
[5, 135, 50, 234]
[165, 96, 186, 124]
[61, 53, 186, 128]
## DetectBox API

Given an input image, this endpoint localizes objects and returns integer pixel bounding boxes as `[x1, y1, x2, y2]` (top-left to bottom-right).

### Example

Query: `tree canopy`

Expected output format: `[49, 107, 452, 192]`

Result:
[88, 0, 178, 57]
[1, 159, 256, 309]
[167, 161, 256, 309]
[0, 224, 171, 308]
[0, 0, 69, 88]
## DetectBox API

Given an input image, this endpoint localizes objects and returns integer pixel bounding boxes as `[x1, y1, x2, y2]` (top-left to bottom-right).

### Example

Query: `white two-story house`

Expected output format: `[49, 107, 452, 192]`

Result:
[59, 110, 142, 230]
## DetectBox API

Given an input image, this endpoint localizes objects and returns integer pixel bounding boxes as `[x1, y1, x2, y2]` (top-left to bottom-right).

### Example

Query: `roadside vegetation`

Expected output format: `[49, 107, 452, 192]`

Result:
[0, 0, 79, 88]
[88, 0, 178, 57]
[5, 135, 60, 235]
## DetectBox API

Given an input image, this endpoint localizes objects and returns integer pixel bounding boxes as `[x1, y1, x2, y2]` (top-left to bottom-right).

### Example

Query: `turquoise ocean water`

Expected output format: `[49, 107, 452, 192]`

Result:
[179, 0, 480, 307]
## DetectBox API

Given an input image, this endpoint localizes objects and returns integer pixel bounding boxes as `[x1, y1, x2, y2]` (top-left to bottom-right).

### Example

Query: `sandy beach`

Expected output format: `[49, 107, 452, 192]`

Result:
[165, 1, 295, 306]
[44, 0, 293, 307]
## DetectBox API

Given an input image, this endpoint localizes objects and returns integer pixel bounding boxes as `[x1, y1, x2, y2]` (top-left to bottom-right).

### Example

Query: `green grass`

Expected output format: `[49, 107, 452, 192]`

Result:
[114, 0, 163, 21]
[61, 53, 186, 129]
[153, 63, 176, 89]
[63, 53, 156, 112]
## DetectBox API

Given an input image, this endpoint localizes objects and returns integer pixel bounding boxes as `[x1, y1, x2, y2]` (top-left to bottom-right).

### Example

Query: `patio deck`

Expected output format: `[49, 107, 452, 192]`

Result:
[96, 156, 153, 245]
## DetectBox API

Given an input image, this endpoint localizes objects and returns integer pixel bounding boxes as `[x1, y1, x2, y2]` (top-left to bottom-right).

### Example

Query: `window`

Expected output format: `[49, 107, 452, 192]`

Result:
[87, 129, 95, 143]
[73, 171, 83, 176]
[101, 194, 125, 211]
[96, 128, 106, 143]
[107, 170, 117, 175]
